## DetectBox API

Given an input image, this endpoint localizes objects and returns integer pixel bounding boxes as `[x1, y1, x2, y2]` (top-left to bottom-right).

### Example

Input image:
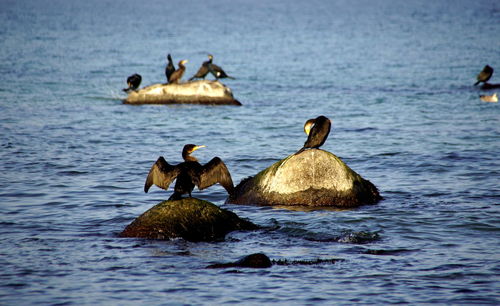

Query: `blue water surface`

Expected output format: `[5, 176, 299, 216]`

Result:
[1, 0, 499, 304]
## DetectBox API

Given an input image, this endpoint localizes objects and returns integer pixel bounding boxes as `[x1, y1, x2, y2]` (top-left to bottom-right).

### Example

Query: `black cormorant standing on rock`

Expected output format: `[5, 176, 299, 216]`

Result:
[144, 144, 234, 200]
[296, 116, 331, 154]
[190, 54, 235, 81]
[122, 73, 142, 92]
[474, 65, 494, 86]
[189, 54, 212, 80]
[165, 54, 176, 83]
[209, 56, 235, 80]
[168, 60, 188, 84]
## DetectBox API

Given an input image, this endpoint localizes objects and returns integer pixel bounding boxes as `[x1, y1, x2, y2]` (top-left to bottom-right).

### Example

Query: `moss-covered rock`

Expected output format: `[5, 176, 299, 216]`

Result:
[119, 198, 257, 241]
[226, 149, 381, 207]
[123, 80, 241, 105]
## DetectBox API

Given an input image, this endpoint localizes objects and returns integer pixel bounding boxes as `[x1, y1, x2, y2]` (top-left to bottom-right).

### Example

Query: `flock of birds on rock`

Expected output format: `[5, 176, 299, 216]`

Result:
[122, 54, 234, 92]
[144, 116, 332, 200]
[120, 60, 496, 201]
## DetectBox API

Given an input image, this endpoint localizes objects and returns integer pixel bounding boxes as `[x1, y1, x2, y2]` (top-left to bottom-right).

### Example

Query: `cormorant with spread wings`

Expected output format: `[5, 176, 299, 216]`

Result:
[144, 144, 234, 200]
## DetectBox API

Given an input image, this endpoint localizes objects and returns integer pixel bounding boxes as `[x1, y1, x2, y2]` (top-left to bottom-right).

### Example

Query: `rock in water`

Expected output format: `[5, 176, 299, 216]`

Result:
[227, 149, 381, 207]
[119, 198, 258, 241]
[123, 80, 241, 105]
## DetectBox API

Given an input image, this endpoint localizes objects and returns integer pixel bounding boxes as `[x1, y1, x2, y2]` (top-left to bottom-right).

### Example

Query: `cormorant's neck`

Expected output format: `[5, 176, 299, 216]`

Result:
[183, 154, 198, 162]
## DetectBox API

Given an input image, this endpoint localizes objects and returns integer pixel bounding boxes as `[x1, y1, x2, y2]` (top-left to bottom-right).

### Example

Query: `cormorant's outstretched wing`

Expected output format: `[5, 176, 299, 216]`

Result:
[189, 62, 209, 80]
[144, 156, 180, 193]
[194, 157, 234, 194]
[209, 64, 235, 80]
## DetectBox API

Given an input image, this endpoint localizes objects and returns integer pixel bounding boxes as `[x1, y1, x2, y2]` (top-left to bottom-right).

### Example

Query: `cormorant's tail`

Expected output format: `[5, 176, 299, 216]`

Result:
[474, 81, 480, 86]
[294, 147, 306, 155]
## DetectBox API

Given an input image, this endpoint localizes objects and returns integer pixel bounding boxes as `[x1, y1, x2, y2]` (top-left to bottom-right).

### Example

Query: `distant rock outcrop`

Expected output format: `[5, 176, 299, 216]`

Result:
[123, 80, 241, 105]
[119, 198, 257, 241]
[226, 149, 381, 207]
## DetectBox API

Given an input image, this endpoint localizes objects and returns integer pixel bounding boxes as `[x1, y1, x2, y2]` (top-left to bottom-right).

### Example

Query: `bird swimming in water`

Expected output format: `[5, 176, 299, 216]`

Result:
[144, 144, 235, 200]
[168, 60, 188, 84]
[165, 54, 176, 83]
[296, 116, 332, 154]
[122, 73, 142, 92]
[189, 54, 213, 81]
[480, 92, 498, 102]
[474, 65, 494, 86]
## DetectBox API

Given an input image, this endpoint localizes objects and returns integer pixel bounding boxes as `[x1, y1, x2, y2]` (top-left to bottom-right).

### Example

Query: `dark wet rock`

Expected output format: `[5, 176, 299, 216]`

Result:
[480, 83, 500, 90]
[226, 149, 381, 207]
[206, 253, 342, 269]
[363, 248, 414, 255]
[123, 80, 241, 105]
[119, 198, 258, 242]
[207, 253, 272, 269]
[272, 257, 343, 266]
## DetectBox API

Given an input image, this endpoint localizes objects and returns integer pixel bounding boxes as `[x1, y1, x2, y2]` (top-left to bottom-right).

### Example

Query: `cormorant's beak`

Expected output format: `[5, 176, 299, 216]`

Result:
[304, 120, 315, 135]
[193, 145, 206, 151]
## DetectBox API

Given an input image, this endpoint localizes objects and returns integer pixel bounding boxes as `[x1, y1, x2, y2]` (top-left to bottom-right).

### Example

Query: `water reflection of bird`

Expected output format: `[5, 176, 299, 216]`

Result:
[122, 73, 142, 92]
[165, 54, 176, 83]
[480, 93, 498, 103]
[474, 65, 494, 86]
[168, 60, 188, 84]
[296, 116, 331, 154]
[144, 144, 234, 200]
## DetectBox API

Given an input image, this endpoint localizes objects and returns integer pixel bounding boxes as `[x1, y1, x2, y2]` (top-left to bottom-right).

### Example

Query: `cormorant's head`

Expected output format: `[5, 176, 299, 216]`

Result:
[167, 54, 172, 61]
[208, 54, 213, 60]
[178, 59, 188, 67]
[303, 119, 316, 135]
[183, 144, 205, 156]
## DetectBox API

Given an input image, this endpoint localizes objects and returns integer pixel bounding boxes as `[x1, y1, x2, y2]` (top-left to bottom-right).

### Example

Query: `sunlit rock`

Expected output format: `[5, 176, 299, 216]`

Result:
[227, 149, 381, 207]
[119, 198, 257, 241]
[123, 80, 241, 105]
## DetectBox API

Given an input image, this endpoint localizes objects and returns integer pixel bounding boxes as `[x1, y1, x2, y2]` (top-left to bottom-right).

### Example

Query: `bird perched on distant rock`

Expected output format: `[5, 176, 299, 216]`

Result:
[189, 54, 213, 80]
[209, 55, 235, 80]
[168, 60, 188, 84]
[144, 144, 234, 200]
[296, 116, 332, 154]
[480, 92, 498, 102]
[122, 73, 142, 92]
[190, 54, 235, 81]
[165, 54, 176, 83]
[474, 65, 494, 86]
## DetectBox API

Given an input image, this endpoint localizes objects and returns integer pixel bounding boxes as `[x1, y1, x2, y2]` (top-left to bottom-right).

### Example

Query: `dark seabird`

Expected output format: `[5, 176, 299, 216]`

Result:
[165, 54, 176, 83]
[208, 56, 235, 80]
[168, 59, 188, 84]
[474, 65, 494, 86]
[189, 54, 213, 81]
[296, 116, 332, 154]
[122, 73, 142, 92]
[144, 144, 234, 200]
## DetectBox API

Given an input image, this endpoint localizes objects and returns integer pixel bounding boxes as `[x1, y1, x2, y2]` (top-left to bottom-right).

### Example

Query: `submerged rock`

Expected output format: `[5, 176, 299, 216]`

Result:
[123, 80, 241, 105]
[206, 253, 272, 269]
[227, 149, 381, 207]
[119, 198, 257, 242]
[206, 253, 343, 269]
